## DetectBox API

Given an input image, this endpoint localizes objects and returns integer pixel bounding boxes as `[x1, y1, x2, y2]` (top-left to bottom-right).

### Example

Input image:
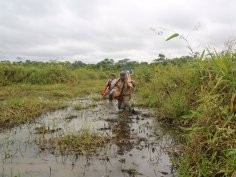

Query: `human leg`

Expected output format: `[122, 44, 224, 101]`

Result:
[108, 88, 116, 101]
[122, 95, 131, 110]
[118, 100, 123, 109]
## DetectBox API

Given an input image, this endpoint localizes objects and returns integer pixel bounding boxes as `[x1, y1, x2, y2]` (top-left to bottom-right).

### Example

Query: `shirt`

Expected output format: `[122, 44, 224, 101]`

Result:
[106, 79, 117, 90]
[115, 79, 134, 96]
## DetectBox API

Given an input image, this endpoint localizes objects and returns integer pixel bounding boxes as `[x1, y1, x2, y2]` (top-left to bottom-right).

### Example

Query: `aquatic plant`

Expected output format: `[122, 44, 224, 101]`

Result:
[38, 129, 110, 156]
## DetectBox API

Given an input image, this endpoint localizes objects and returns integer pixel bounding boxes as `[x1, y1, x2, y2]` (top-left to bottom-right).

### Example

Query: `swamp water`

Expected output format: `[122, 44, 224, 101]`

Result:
[0, 97, 176, 177]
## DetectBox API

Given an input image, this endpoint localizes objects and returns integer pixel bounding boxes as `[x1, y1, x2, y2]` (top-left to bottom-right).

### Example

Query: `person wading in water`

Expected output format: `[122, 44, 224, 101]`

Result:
[113, 71, 135, 112]
[101, 74, 117, 101]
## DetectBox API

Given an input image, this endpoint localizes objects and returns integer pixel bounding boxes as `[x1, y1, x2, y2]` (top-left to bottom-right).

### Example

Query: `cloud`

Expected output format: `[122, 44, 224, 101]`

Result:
[0, 0, 235, 63]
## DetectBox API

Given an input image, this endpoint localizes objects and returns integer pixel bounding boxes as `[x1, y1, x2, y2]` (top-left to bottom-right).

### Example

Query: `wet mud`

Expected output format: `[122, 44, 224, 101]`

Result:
[0, 96, 176, 177]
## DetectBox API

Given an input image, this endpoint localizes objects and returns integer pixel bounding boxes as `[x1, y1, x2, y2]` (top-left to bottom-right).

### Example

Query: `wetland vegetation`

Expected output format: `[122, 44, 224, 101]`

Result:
[0, 50, 236, 176]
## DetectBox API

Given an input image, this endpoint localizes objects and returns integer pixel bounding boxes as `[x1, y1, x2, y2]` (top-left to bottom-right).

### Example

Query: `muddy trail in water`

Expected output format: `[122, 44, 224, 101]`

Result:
[0, 96, 176, 177]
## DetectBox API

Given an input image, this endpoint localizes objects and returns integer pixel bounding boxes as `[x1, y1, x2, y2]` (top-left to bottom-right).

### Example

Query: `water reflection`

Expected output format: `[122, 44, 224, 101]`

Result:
[112, 115, 134, 155]
[0, 98, 176, 177]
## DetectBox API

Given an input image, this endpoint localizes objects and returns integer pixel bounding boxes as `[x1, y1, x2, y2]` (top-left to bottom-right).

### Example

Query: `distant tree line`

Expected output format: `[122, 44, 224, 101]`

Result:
[0, 54, 196, 71]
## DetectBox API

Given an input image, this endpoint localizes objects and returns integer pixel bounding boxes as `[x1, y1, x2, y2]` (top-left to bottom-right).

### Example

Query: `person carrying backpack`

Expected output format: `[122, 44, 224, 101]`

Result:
[113, 71, 135, 111]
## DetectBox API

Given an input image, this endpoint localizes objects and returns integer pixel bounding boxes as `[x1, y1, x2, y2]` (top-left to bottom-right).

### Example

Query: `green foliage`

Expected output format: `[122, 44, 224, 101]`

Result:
[73, 102, 97, 110]
[0, 97, 66, 129]
[136, 51, 236, 177]
[135, 62, 200, 118]
[0, 81, 104, 129]
[38, 129, 110, 155]
[122, 167, 142, 176]
[0, 62, 107, 86]
[1, 51, 236, 176]
[165, 33, 179, 41]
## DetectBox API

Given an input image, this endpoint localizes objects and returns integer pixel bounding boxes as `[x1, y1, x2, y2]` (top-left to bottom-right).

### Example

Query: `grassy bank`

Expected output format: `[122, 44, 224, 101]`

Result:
[0, 62, 106, 129]
[0, 82, 103, 129]
[135, 52, 236, 176]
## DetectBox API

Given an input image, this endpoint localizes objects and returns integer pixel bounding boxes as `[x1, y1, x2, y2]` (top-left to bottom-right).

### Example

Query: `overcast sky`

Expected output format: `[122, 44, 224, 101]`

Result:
[0, 0, 235, 63]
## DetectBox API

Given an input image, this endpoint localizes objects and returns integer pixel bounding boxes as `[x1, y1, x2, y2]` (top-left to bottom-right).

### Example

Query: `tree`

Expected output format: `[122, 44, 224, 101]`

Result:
[72, 60, 86, 68]
[152, 53, 166, 63]
[96, 58, 114, 70]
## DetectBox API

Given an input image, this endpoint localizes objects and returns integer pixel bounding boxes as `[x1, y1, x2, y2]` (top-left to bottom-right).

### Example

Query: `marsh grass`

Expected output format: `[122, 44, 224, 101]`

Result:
[0, 98, 66, 129]
[0, 62, 107, 129]
[0, 80, 103, 129]
[0, 62, 107, 86]
[73, 102, 97, 110]
[91, 94, 103, 101]
[136, 51, 236, 176]
[34, 126, 62, 134]
[1, 52, 235, 176]
[38, 129, 110, 155]
[121, 167, 142, 176]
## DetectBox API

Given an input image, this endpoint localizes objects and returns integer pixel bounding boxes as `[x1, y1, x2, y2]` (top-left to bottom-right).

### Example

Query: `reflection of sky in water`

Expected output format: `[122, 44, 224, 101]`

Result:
[0, 97, 176, 177]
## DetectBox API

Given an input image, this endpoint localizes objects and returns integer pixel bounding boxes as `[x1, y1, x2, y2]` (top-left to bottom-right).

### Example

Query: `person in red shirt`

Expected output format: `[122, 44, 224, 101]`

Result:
[102, 74, 117, 101]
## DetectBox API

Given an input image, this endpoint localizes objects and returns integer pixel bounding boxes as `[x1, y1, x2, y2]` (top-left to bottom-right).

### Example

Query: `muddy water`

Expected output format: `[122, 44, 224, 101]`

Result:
[0, 97, 176, 177]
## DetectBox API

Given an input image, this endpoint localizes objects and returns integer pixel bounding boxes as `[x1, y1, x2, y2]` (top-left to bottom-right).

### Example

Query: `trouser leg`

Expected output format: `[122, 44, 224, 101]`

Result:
[108, 89, 116, 101]
[109, 94, 113, 101]
[118, 100, 122, 109]
[118, 95, 131, 110]
[123, 96, 131, 110]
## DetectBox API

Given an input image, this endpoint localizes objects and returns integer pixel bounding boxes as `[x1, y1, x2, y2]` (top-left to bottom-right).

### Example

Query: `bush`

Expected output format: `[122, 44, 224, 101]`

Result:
[0, 62, 107, 86]
[136, 51, 236, 176]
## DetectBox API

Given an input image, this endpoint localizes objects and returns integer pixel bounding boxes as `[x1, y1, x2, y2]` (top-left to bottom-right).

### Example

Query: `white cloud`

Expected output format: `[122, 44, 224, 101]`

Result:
[0, 0, 235, 63]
